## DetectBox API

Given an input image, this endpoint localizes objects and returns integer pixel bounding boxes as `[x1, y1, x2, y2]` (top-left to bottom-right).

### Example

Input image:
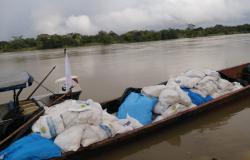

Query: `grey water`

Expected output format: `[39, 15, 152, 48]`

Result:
[0, 34, 250, 159]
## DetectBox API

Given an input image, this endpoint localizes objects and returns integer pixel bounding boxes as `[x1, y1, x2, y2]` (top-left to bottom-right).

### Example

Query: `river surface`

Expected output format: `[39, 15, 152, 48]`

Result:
[0, 34, 250, 159]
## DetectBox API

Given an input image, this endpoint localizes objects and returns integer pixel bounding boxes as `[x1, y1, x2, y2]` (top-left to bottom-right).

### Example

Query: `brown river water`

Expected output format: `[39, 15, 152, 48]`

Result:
[0, 34, 250, 159]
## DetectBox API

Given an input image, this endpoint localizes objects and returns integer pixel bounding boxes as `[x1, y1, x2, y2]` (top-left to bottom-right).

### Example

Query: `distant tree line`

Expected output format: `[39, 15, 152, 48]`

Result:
[1, 24, 250, 52]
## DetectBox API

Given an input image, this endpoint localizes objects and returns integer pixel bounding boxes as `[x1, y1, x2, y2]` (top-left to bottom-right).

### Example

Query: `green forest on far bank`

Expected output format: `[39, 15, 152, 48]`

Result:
[1, 24, 250, 53]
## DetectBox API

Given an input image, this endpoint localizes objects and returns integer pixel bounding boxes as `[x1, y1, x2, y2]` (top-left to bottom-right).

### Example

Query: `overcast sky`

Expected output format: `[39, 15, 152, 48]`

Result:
[0, 0, 250, 40]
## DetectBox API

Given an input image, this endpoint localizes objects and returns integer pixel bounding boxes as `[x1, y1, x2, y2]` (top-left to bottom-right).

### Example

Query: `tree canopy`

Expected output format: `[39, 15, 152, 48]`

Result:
[1, 24, 250, 53]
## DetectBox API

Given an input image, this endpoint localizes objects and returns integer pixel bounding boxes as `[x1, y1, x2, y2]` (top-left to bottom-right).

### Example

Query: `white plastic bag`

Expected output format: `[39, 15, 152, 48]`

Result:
[60, 111, 79, 128]
[101, 112, 137, 136]
[126, 114, 143, 129]
[161, 103, 188, 118]
[32, 116, 52, 139]
[77, 109, 102, 126]
[176, 86, 192, 106]
[81, 125, 108, 147]
[158, 88, 180, 107]
[203, 69, 219, 78]
[75, 99, 103, 125]
[196, 79, 218, 96]
[141, 85, 167, 97]
[54, 125, 84, 152]
[32, 115, 65, 139]
[45, 100, 77, 116]
[153, 102, 168, 114]
[154, 80, 191, 115]
[184, 69, 206, 78]
[102, 109, 117, 123]
[216, 78, 233, 90]
[153, 115, 164, 123]
[165, 79, 191, 106]
[175, 76, 201, 88]
[232, 82, 243, 91]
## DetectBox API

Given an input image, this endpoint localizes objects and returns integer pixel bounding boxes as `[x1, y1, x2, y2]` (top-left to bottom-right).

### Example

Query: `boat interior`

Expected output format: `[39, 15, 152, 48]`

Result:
[0, 72, 44, 144]
[102, 63, 250, 114]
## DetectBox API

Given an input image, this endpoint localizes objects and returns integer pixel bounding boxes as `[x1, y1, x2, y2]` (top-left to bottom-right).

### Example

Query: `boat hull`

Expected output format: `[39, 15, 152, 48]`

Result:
[53, 63, 250, 160]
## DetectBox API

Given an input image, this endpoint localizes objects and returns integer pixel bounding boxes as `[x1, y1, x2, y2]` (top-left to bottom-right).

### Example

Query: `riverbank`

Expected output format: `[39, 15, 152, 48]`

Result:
[1, 24, 250, 53]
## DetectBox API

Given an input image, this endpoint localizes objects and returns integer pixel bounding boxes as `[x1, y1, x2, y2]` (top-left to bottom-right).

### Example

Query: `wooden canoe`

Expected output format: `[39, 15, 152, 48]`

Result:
[49, 63, 250, 160]
[0, 92, 81, 150]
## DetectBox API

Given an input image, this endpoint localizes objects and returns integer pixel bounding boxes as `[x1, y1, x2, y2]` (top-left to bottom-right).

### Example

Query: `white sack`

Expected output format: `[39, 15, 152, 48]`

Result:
[203, 69, 220, 78]
[166, 79, 192, 106]
[32, 115, 64, 139]
[232, 82, 243, 91]
[74, 99, 103, 125]
[102, 109, 117, 123]
[216, 78, 234, 91]
[161, 103, 188, 119]
[126, 114, 143, 129]
[154, 80, 191, 114]
[196, 80, 218, 97]
[200, 76, 219, 83]
[153, 115, 164, 123]
[101, 120, 132, 136]
[59, 99, 103, 127]
[54, 125, 84, 152]
[60, 111, 79, 128]
[183, 69, 206, 78]
[45, 100, 78, 116]
[175, 76, 201, 88]
[158, 88, 180, 107]
[81, 125, 108, 147]
[141, 85, 167, 97]
[153, 102, 168, 115]
[101, 112, 139, 136]
[32, 116, 51, 139]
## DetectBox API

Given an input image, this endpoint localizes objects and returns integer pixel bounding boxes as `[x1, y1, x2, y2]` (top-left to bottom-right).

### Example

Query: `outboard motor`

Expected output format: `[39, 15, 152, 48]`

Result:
[55, 76, 82, 100]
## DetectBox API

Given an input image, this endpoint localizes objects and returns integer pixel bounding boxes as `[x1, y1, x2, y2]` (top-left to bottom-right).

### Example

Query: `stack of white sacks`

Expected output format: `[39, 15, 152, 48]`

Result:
[32, 69, 243, 152]
[32, 99, 142, 152]
[142, 69, 243, 122]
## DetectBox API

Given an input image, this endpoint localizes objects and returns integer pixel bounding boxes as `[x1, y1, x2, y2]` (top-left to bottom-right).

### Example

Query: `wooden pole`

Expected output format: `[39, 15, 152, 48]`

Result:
[0, 109, 44, 147]
[26, 66, 56, 100]
[33, 79, 55, 95]
[48, 87, 73, 107]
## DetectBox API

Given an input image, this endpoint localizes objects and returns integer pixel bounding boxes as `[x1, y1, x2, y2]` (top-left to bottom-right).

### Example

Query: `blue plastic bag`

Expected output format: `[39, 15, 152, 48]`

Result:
[182, 88, 213, 106]
[0, 133, 61, 160]
[117, 92, 158, 125]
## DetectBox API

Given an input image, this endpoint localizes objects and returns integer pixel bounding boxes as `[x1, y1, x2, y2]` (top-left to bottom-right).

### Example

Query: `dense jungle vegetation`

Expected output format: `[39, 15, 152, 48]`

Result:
[1, 24, 250, 53]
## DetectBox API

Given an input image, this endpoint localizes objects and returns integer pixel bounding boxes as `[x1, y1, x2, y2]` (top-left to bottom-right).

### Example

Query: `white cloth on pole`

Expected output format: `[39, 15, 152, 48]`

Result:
[65, 52, 72, 91]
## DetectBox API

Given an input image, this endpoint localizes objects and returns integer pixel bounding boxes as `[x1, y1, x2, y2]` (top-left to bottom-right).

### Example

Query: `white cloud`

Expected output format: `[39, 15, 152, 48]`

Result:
[95, 8, 152, 32]
[33, 13, 65, 35]
[1, 0, 250, 40]
[32, 7, 98, 35]
[92, 0, 250, 32]
[65, 15, 98, 35]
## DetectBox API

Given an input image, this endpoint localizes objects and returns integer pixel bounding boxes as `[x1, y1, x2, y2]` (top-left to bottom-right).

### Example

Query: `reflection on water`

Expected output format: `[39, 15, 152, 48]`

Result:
[0, 34, 250, 159]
